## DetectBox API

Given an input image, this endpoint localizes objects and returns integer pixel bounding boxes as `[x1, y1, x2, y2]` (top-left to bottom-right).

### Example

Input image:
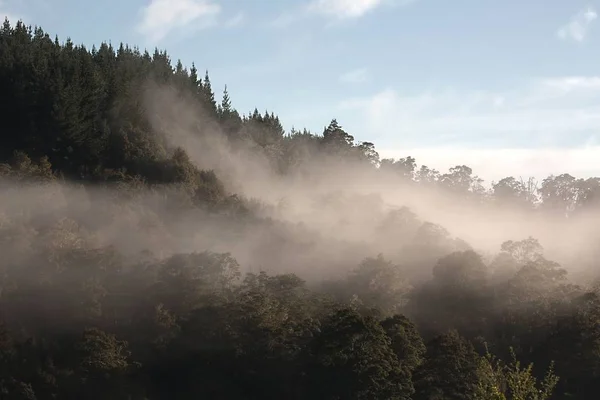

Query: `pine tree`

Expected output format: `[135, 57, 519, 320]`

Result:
[189, 62, 200, 94]
[202, 70, 217, 114]
[221, 85, 231, 113]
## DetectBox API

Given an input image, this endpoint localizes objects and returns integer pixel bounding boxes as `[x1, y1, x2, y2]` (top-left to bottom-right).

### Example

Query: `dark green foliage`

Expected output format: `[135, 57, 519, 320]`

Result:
[306, 308, 413, 399]
[414, 330, 483, 400]
[381, 314, 426, 373]
[0, 20, 231, 211]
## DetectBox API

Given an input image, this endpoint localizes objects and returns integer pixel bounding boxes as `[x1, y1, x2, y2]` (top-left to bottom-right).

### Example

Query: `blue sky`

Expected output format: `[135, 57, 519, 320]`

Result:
[2, 0, 600, 181]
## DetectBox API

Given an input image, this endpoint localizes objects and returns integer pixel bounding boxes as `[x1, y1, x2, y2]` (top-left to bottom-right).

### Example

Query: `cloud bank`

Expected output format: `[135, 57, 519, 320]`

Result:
[135, 0, 221, 42]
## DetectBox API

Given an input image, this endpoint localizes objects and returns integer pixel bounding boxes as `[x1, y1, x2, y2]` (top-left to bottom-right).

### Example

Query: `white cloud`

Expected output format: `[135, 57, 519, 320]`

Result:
[308, 0, 384, 18]
[557, 7, 597, 42]
[270, 0, 414, 27]
[307, 0, 415, 19]
[224, 12, 244, 28]
[339, 68, 369, 83]
[338, 76, 600, 151]
[135, 0, 221, 43]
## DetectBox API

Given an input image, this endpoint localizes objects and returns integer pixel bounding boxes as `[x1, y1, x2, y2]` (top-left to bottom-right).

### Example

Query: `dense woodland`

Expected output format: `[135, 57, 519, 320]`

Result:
[1, 18, 600, 399]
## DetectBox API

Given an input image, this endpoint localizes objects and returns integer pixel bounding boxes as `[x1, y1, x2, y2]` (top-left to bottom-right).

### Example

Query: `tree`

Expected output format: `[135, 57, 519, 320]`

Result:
[73, 328, 136, 399]
[415, 165, 440, 185]
[381, 314, 426, 375]
[440, 165, 485, 196]
[414, 330, 483, 400]
[490, 238, 544, 282]
[220, 84, 232, 113]
[346, 255, 411, 315]
[201, 70, 217, 113]
[539, 174, 580, 215]
[492, 177, 534, 209]
[574, 177, 600, 212]
[476, 346, 558, 400]
[153, 251, 241, 315]
[356, 141, 379, 165]
[411, 251, 492, 336]
[380, 156, 417, 180]
[306, 308, 413, 400]
[499, 237, 544, 265]
[321, 119, 355, 157]
[537, 292, 600, 397]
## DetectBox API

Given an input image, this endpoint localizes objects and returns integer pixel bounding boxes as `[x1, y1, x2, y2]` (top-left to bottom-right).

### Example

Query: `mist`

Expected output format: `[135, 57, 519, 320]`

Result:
[2, 79, 597, 289]
[140, 79, 600, 283]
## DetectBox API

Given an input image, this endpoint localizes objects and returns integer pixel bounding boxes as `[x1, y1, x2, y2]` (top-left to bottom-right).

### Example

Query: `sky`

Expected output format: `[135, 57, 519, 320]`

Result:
[2, 0, 600, 182]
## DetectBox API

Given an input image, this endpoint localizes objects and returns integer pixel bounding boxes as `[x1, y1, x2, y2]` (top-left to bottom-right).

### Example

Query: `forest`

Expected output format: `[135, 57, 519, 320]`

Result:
[1, 18, 600, 399]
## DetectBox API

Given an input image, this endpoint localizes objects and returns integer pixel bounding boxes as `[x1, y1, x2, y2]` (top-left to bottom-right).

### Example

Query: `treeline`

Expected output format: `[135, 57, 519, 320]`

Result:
[1, 18, 600, 399]
[1, 234, 580, 399]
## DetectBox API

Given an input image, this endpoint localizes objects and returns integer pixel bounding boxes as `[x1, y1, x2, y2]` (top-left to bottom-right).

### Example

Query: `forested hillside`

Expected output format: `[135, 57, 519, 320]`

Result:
[1, 18, 600, 399]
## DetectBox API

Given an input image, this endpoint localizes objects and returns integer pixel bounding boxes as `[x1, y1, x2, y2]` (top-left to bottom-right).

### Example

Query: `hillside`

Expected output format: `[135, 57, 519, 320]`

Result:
[1, 18, 600, 399]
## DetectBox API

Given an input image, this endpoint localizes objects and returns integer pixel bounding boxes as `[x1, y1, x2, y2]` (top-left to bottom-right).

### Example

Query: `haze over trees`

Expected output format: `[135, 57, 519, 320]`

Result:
[1, 18, 600, 399]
